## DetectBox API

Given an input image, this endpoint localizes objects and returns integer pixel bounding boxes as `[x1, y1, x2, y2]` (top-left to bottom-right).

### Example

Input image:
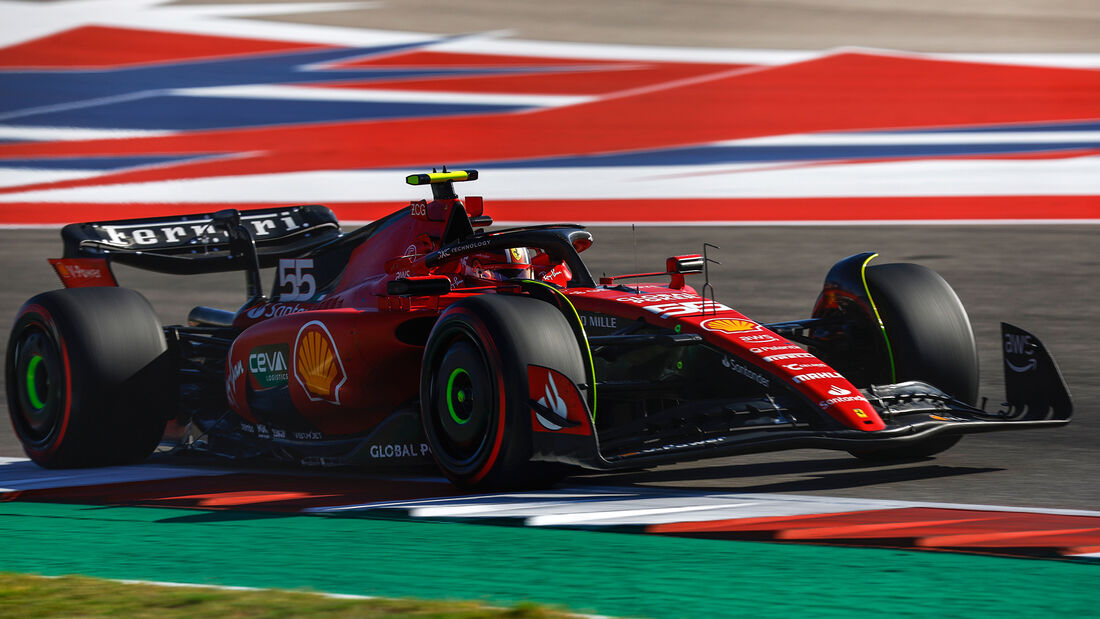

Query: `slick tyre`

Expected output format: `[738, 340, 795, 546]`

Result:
[420, 294, 585, 490]
[848, 263, 978, 461]
[6, 288, 171, 468]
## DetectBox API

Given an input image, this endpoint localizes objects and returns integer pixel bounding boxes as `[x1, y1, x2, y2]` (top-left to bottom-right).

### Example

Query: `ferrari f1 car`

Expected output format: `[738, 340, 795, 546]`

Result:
[6, 170, 1073, 489]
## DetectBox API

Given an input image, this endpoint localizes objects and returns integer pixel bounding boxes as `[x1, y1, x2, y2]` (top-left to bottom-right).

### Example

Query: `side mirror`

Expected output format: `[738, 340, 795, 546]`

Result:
[666, 254, 703, 290]
[667, 254, 704, 274]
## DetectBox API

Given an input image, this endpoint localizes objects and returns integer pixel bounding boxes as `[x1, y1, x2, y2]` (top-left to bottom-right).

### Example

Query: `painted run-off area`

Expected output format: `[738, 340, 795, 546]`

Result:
[3, 458, 1099, 563]
[0, 12, 1097, 224]
[1, 499, 1097, 618]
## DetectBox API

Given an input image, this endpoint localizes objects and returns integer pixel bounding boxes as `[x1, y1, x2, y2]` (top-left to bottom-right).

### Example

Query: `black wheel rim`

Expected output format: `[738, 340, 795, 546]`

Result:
[8, 322, 65, 446]
[431, 337, 495, 467]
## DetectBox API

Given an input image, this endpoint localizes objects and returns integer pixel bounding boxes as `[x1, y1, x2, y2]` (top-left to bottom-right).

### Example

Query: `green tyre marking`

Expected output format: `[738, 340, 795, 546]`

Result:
[25, 355, 46, 410]
[446, 367, 471, 424]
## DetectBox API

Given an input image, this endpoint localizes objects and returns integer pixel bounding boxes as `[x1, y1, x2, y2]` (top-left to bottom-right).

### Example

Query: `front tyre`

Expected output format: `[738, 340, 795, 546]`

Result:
[420, 294, 586, 490]
[867, 263, 979, 404]
[849, 263, 978, 461]
[6, 288, 171, 468]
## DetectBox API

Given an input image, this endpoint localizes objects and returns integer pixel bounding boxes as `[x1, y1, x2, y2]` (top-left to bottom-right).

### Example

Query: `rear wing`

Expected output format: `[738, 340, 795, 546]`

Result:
[59, 205, 342, 275]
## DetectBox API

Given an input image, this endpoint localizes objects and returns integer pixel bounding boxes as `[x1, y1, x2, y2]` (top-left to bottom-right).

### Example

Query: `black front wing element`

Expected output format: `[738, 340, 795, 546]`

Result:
[533, 323, 1072, 470]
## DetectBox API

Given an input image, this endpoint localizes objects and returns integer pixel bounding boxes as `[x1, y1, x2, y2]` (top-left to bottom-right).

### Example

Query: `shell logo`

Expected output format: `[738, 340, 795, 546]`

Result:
[700, 318, 760, 334]
[293, 320, 347, 404]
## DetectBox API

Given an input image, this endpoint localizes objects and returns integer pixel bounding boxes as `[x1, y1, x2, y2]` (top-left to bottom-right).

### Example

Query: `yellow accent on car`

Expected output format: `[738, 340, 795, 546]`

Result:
[701, 318, 758, 334]
[523, 280, 597, 421]
[297, 330, 337, 399]
[858, 253, 897, 383]
[406, 170, 479, 185]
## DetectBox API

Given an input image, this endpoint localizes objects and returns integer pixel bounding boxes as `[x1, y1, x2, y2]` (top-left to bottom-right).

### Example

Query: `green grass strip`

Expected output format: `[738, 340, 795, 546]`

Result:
[0, 502, 1095, 618]
[0, 573, 571, 618]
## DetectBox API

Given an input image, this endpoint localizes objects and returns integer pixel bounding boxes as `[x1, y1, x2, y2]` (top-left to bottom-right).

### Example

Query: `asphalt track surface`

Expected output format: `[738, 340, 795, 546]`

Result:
[199, 0, 1100, 53]
[1, 0, 1098, 513]
[2, 224, 1097, 511]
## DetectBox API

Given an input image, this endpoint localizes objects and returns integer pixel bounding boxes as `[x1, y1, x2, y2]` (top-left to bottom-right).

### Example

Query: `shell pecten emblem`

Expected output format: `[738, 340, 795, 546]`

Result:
[293, 320, 347, 404]
[700, 318, 760, 334]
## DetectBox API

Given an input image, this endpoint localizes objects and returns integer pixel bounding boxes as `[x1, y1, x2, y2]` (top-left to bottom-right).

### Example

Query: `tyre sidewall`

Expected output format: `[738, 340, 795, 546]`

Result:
[6, 288, 169, 467]
[421, 294, 585, 488]
[6, 305, 80, 464]
[865, 263, 979, 404]
[421, 307, 512, 483]
[847, 263, 977, 461]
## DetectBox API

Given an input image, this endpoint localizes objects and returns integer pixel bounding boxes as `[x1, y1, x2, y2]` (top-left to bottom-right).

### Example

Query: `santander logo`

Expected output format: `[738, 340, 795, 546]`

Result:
[827, 385, 851, 396]
[535, 373, 569, 431]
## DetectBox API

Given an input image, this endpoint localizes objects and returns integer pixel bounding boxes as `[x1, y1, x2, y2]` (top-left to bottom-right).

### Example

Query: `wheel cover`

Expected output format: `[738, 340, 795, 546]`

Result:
[430, 337, 495, 467]
[9, 324, 65, 445]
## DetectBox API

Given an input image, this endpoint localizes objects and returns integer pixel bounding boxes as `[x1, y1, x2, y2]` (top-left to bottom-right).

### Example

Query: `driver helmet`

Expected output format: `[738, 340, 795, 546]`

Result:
[461, 247, 534, 285]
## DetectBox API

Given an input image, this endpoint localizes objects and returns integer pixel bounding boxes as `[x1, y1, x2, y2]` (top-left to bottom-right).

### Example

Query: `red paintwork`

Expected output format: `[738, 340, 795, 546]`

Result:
[48, 258, 117, 288]
[529, 366, 593, 436]
[562, 285, 883, 431]
[225, 199, 524, 435]
[228, 307, 424, 436]
[223, 193, 882, 436]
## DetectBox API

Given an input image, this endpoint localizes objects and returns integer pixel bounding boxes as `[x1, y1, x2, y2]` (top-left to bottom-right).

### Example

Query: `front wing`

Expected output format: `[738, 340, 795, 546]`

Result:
[532, 323, 1073, 470]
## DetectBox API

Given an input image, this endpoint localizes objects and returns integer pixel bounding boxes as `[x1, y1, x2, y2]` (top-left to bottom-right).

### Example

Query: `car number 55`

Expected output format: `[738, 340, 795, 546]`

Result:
[279, 259, 316, 301]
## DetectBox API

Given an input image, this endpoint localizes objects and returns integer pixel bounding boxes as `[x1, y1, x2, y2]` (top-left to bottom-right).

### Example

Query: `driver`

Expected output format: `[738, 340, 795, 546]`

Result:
[460, 247, 534, 286]
[458, 247, 573, 287]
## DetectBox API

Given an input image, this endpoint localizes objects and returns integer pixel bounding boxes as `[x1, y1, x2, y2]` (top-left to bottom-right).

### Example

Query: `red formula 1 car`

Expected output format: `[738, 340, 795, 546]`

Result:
[6, 170, 1073, 489]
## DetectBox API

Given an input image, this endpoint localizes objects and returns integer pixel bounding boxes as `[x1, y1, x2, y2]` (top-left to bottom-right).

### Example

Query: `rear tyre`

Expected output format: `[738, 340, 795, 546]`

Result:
[6, 288, 171, 467]
[847, 263, 977, 461]
[420, 294, 586, 490]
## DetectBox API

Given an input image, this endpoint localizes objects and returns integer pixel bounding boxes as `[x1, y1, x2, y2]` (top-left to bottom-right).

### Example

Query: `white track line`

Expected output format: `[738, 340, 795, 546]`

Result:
[2, 159, 1097, 204]
[526, 502, 761, 527]
[169, 84, 593, 108]
[309, 483, 1100, 526]
[0, 126, 177, 141]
